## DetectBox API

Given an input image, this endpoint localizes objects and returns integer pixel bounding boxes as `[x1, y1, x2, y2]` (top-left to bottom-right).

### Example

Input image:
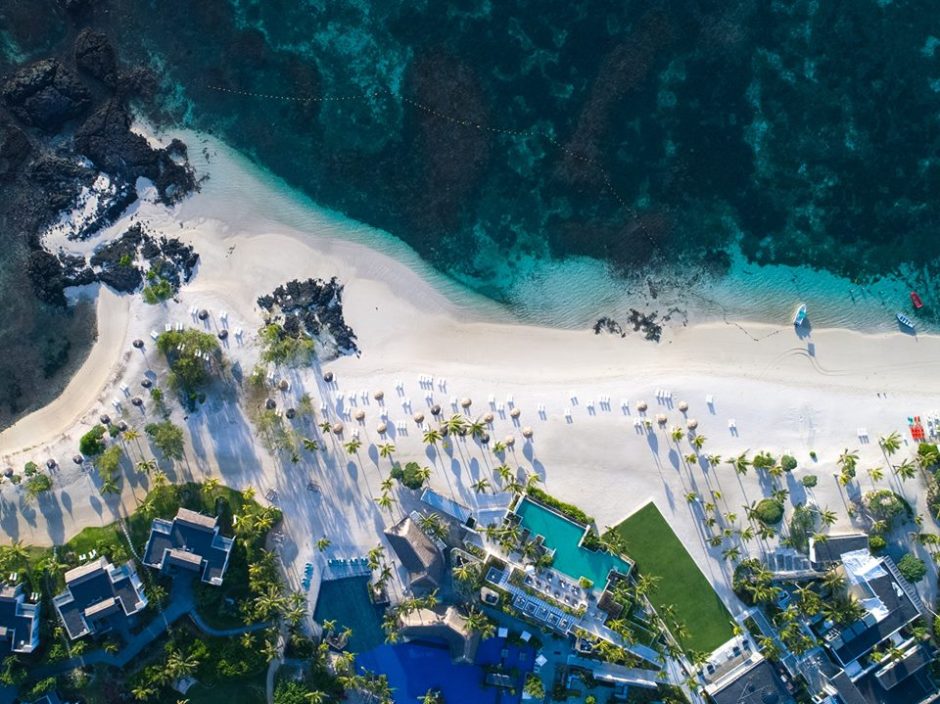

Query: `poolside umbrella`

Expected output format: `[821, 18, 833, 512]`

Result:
[483, 412, 494, 424]
[636, 400, 648, 412]
[413, 412, 425, 424]
[99, 414, 111, 425]
[278, 379, 290, 391]
[522, 426, 533, 439]
[117, 420, 129, 431]
[218, 329, 229, 340]
[285, 408, 297, 420]
[678, 400, 689, 413]
[376, 422, 388, 435]
[331, 422, 344, 435]
[687, 418, 699, 430]
[510, 407, 521, 419]
[46, 459, 57, 470]
[504, 435, 515, 447]
[141, 379, 153, 389]
[656, 413, 668, 426]
[131, 397, 143, 406]
[198, 309, 209, 320]
[265, 399, 277, 410]
[430, 404, 441, 416]
[355, 409, 366, 421]
[373, 390, 385, 401]
[461, 397, 472, 409]
[323, 371, 334, 383]
[132, 339, 144, 349]
[72, 455, 84, 466]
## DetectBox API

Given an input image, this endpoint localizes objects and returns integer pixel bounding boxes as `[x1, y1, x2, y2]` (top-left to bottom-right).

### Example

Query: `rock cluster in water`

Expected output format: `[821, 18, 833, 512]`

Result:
[594, 310, 663, 342]
[257, 278, 359, 356]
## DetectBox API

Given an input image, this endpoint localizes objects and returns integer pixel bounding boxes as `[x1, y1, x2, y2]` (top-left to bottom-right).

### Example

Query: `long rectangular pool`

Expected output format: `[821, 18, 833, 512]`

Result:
[516, 497, 631, 586]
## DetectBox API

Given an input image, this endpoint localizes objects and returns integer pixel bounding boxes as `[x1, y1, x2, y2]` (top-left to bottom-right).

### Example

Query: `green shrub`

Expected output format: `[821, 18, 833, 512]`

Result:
[897, 554, 927, 583]
[24, 473, 52, 498]
[801, 474, 818, 488]
[142, 275, 174, 304]
[259, 323, 316, 367]
[97, 445, 124, 476]
[809, 451, 818, 461]
[145, 420, 185, 461]
[526, 487, 593, 525]
[390, 461, 430, 490]
[781, 455, 798, 472]
[752, 452, 776, 470]
[868, 535, 886, 553]
[156, 328, 221, 402]
[754, 498, 785, 525]
[864, 489, 910, 526]
[578, 576, 594, 589]
[79, 425, 107, 456]
[23, 461, 38, 476]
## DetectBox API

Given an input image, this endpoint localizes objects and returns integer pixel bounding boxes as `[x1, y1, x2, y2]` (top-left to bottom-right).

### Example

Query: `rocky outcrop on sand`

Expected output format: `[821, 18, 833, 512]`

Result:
[258, 278, 359, 356]
[1, 58, 91, 132]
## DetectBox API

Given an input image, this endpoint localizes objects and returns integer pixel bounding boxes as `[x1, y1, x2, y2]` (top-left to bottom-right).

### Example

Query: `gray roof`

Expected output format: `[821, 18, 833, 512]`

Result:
[384, 517, 444, 593]
[53, 558, 147, 640]
[810, 533, 870, 567]
[836, 656, 940, 704]
[142, 508, 233, 585]
[709, 659, 794, 704]
[0, 584, 39, 654]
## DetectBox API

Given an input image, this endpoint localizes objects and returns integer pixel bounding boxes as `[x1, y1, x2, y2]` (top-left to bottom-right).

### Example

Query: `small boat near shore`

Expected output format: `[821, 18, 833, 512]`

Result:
[911, 291, 924, 309]
[897, 312, 915, 330]
[793, 303, 807, 327]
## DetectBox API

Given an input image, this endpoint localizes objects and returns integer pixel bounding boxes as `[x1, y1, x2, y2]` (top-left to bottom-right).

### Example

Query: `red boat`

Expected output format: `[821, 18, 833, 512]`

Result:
[911, 291, 924, 309]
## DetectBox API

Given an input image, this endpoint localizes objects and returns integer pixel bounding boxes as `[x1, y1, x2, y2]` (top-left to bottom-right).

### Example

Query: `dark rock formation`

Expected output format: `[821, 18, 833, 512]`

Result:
[74, 29, 118, 86]
[0, 120, 32, 181]
[626, 309, 662, 342]
[258, 277, 358, 355]
[593, 317, 624, 337]
[1, 59, 91, 131]
[27, 250, 69, 306]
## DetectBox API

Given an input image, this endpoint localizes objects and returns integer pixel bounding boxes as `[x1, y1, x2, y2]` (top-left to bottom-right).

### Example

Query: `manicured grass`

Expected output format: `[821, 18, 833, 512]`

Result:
[160, 672, 266, 704]
[607, 502, 734, 654]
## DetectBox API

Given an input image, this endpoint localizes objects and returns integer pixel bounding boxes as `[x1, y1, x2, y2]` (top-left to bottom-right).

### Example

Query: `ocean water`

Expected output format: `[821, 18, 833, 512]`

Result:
[2, 0, 940, 426]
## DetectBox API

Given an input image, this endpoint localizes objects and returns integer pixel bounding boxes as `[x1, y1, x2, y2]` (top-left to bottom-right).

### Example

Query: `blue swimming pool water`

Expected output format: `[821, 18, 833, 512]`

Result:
[313, 576, 385, 654]
[356, 638, 535, 704]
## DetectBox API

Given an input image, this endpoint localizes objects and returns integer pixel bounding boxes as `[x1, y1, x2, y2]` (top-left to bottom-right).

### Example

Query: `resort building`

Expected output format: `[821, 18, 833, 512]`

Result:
[705, 654, 794, 704]
[142, 508, 234, 585]
[53, 557, 148, 640]
[0, 584, 40, 654]
[398, 606, 480, 663]
[808, 533, 870, 570]
[384, 516, 444, 595]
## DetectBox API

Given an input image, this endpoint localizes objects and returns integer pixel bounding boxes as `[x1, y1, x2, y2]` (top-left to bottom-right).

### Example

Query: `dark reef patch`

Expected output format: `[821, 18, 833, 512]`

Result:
[258, 278, 358, 357]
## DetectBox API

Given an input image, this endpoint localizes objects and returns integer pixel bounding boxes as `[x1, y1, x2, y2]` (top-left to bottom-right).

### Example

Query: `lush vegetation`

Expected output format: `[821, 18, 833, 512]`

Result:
[141, 267, 175, 305]
[156, 328, 223, 405]
[608, 503, 734, 652]
[526, 487, 593, 526]
[801, 474, 818, 488]
[145, 420, 185, 461]
[863, 489, 911, 526]
[897, 554, 927, 583]
[79, 424, 107, 456]
[390, 461, 432, 491]
[753, 498, 785, 525]
[259, 322, 316, 367]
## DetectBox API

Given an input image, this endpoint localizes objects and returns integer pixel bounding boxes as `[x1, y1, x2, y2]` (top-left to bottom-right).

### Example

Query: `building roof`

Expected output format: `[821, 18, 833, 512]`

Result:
[53, 558, 147, 640]
[809, 533, 870, 567]
[708, 658, 794, 704]
[384, 517, 444, 593]
[398, 607, 480, 663]
[0, 584, 39, 654]
[874, 646, 931, 690]
[835, 654, 940, 704]
[829, 553, 921, 666]
[142, 508, 233, 585]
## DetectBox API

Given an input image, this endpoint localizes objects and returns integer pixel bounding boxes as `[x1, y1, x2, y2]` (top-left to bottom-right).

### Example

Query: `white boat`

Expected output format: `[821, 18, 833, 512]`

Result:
[793, 304, 807, 327]
[896, 312, 915, 329]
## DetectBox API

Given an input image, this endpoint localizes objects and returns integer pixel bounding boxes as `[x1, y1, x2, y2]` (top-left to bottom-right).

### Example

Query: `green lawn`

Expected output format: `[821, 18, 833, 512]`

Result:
[607, 502, 734, 654]
[165, 673, 267, 704]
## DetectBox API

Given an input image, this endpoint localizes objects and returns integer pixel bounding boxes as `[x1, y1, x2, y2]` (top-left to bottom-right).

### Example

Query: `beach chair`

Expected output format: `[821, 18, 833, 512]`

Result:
[488, 394, 495, 404]
[706, 394, 714, 405]
[235, 327, 243, 337]
[857, 428, 868, 440]
[564, 409, 572, 421]
[538, 403, 546, 413]
[728, 419, 736, 430]
[507, 393, 514, 405]
[120, 383, 129, 394]
[150, 330, 159, 340]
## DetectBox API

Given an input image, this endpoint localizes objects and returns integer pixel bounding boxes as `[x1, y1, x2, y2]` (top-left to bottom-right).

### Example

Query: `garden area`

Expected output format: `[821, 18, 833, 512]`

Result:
[607, 502, 734, 653]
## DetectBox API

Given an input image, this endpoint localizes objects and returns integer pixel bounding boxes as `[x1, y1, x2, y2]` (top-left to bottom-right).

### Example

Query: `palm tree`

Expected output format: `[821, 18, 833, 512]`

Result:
[670, 426, 684, 443]
[491, 440, 507, 455]
[463, 607, 495, 638]
[819, 507, 838, 527]
[131, 684, 156, 701]
[420, 690, 441, 704]
[305, 692, 327, 704]
[471, 478, 491, 494]
[302, 438, 320, 452]
[167, 650, 201, 679]
[375, 492, 396, 514]
[495, 464, 513, 485]
[240, 632, 255, 649]
[838, 448, 859, 474]
[261, 638, 280, 663]
[100, 476, 121, 496]
[316, 537, 331, 552]
[415, 465, 433, 486]
[378, 442, 396, 459]
[692, 435, 706, 451]
[202, 477, 220, 498]
[152, 470, 169, 488]
[367, 545, 385, 569]
[895, 459, 917, 482]
[880, 431, 901, 456]
[444, 414, 466, 435]
[684, 453, 699, 465]
[707, 453, 722, 467]
[822, 568, 846, 593]
[722, 546, 741, 563]
[730, 453, 750, 475]
[380, 476, 394, 493]
[318, 421, 332, 434]
[421, 427, 442, 446]
[868, 466, 884, 485]
[136, 458, 157, 475]
[344, 438, 362, 455]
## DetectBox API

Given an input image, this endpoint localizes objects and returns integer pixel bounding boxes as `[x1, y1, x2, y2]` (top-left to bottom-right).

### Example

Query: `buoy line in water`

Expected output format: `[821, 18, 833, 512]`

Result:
[205, 83, 659, 250]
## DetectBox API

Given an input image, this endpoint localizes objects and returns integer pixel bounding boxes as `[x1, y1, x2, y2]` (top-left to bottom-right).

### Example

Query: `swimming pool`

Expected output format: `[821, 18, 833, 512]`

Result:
[516, 497, 631, 586]
[313, 576, 385, 653]
[356, 638, 534, 704]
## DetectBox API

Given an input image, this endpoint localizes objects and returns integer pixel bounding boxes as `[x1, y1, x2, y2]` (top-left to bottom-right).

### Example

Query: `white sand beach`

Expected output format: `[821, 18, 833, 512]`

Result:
[3, 131, 940, 613]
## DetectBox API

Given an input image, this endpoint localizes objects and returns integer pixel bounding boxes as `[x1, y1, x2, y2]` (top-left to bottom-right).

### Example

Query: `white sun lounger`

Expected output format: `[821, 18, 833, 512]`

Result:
[706, 394, 714, 404]
[564, 409, 572, 420]
[728, 419, 736, 429]
[857, 428, 868, 439]
[538, 403, 546, 413]
[488, 394, 495, 404]
[164, 323, 171, 332]
[506, 394, 514, 404]
[150, 330, 158, 340]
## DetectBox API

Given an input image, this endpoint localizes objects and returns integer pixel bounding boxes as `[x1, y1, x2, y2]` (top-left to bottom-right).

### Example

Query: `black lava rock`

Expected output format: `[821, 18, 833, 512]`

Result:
[74, 29, 118, 87]
[1, 59, 91, 131]
[27, 250, 67, 306]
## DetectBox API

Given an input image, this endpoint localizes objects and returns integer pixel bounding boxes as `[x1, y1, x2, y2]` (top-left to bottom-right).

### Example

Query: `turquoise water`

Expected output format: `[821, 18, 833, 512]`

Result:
[312, 576, 385, 654]
[516, 497, 631, 586]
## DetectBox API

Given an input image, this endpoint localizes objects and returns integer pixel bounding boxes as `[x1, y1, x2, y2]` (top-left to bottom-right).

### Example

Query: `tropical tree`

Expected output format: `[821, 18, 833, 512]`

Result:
[344, 438, 362, 455]
[463, 607, 496, 638]
[730, 453, 750, 475]
[894, 459, 917, 482]
[819, 508, 838, 527]
[316, 537, 331, 552]
[879, 431, 901, 456]
[302, 438, 320, 452]
[100, 476, 121, 496]
[375, 492, 396, 514]
[867, 466, 884, 485]
[670, 426, 684, 443]
[136, 458, 157, 475]
[471, 478, 491, 494]
[378, 442, 395, 459]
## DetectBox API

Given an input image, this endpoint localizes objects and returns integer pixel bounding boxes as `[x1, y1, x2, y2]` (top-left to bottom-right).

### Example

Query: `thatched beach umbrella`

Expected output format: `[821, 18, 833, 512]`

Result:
[286, 408, 297, 420]
[373, 390, 385, 401]
[687, 418, 699, 430]
[72, 455, 84, 466]
[376, 422, 388, 435]
[655, 413, 668, 426]
[132, 339, 144, 349]
[265, 399, 277, 410]
[323, 371, 334, 383]
[355, 409, 366, 422]
[117, 420, 128, 432]
[636, 400, 648, 412]
[331, 422, 344, 435]
[278, 379, 290, 391]
[131, 397, 143, 407]
[522, 426, 533, 439]
[461, 397, 472, 409]
[141, 379, 153, 389]
[480, 432, 490, 444]
[504, 435, 516, 447]
[99, 414, 111, 425]
[483, 412, 494, 424]
[430, 404, 441, 416]
[198, 309, 209, 320]
[510, 407, 521, 419]
[218, 329, 229, 340]
[678, 400, 689, 413]
[46, 459, 57, 470]
[413, 412, 425, 424]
